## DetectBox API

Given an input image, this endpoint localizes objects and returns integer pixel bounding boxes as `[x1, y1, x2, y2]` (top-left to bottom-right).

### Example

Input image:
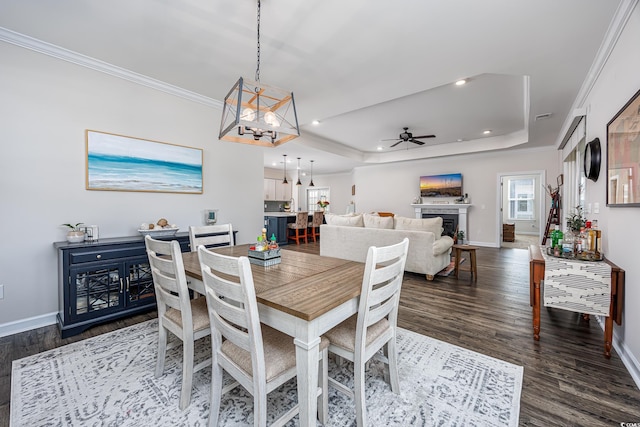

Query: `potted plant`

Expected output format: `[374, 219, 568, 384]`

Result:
[566, 206, 586, 233]
[62, 223, 86, 243]
[456, 230, 465, 244]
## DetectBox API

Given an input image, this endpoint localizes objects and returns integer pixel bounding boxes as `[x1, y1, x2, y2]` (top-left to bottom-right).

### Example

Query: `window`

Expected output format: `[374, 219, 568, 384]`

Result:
[508, 178, 535, 220]
[307, 187, 330, 213]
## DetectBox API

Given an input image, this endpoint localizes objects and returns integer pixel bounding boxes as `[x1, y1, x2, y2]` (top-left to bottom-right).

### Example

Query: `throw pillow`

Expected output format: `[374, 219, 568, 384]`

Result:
[394, 216, 444, 238]
[363, 213, 394, 229]
[325, 213, 364, 227]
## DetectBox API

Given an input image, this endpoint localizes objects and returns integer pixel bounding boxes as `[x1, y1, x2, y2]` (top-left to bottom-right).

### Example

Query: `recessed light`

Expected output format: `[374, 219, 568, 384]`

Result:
[272, 162, 277, 166]
[483, 130, 492, 135]
[312, 120, 320, 125]
[377, 146, 383, 151]
[455, 79, 466, 86]
[457, 139, 463, 142]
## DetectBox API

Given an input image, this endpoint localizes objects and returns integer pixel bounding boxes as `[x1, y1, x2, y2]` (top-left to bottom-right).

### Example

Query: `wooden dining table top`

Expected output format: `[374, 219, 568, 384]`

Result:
[182, 244, 365, 322]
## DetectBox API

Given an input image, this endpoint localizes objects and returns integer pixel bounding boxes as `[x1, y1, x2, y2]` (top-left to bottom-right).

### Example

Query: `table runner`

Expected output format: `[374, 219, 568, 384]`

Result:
[540, 246, 612, 316]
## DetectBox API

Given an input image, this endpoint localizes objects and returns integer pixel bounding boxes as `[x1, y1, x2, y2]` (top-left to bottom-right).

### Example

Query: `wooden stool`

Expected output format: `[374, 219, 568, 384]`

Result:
[452, 244, 478, 281]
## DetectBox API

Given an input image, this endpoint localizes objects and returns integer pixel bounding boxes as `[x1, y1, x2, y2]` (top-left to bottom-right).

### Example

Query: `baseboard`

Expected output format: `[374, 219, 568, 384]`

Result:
[596, 316, 640, 390]
[0, 312, 57, 338]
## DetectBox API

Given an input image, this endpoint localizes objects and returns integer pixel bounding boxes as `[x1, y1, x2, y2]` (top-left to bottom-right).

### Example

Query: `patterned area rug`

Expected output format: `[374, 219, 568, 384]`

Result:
[11, 320, 522, 426]
[437, 257, 465, 277]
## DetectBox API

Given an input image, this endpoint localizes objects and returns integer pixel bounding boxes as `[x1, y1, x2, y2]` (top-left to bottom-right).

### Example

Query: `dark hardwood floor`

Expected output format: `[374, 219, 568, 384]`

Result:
[1, 243, 638, 426]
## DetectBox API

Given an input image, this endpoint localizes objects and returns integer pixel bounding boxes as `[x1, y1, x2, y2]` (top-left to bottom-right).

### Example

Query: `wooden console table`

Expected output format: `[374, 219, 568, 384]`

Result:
[528, 245, 625, 358]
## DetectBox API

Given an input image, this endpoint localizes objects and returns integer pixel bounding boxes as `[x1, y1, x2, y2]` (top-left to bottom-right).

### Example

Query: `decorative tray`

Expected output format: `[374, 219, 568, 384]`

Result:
[545, 246, 604, 262]
[138, 227, 179, 237]
[248, 248, 281, 260]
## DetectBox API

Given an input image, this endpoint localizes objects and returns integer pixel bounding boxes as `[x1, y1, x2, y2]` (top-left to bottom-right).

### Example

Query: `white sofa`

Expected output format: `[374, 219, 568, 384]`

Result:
[319, 213, 454, 280]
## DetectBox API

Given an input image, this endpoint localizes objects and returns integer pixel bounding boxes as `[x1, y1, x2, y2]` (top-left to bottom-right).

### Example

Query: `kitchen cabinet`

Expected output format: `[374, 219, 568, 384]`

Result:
[54, 233, 190, 338]
[264, 179, 277, 200]
[264, 215, 292, 245]
[264, 178, 291, 201]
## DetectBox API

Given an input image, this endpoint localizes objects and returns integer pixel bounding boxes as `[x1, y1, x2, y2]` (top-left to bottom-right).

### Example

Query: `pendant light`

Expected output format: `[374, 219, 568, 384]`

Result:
[309, 160, 315, 187]
[282, 154, 288, 184]
[218, 0, 300, 147]
[296, 157, 302, 186]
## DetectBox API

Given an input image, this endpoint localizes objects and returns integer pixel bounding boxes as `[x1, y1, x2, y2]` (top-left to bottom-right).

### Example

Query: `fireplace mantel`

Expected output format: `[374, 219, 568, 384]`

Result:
[411, 203, 472, 238]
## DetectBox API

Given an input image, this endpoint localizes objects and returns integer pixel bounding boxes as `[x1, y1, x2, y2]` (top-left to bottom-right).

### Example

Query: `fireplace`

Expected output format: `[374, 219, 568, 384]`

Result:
[422, 213, 458, 237]
[411, 203, 471, 241]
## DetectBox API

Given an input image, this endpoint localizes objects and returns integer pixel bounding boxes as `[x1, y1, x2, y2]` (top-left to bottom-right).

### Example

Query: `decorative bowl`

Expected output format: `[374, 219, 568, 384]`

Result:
[138, 227, 179, 237]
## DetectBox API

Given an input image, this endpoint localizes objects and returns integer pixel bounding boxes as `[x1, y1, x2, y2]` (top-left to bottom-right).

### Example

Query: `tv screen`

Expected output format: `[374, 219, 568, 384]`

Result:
[420, 173, 463, 197]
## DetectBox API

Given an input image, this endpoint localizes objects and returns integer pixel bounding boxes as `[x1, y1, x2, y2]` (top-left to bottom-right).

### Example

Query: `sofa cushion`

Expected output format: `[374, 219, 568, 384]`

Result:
[394, 216, 443, 238]
[324, 213, 364, 227]
[363, 213, 394, 229]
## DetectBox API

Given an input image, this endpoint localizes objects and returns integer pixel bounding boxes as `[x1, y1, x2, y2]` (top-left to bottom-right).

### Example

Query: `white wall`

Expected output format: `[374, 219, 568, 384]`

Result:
[351, 148, 560, 247]
[579, 3, 640, 382]
[0, 42, 264, 328]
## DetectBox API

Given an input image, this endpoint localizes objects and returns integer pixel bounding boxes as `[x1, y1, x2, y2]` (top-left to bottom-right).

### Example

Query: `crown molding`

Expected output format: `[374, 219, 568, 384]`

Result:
[555, 0, 639, 148]
[0, 26, 223, 109]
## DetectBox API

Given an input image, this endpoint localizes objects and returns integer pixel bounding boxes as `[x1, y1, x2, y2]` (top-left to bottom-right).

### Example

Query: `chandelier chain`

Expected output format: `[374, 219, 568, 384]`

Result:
[255, 0, 261, 83]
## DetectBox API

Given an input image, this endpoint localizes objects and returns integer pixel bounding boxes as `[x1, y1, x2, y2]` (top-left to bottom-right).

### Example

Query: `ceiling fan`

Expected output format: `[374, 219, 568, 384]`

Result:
[383, 127, 435, 147]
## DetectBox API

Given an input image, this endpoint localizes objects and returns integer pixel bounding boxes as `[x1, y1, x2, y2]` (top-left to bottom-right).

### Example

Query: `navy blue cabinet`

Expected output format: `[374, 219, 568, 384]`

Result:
[54, 233, 190, 338]
[264, 215, 291, 245]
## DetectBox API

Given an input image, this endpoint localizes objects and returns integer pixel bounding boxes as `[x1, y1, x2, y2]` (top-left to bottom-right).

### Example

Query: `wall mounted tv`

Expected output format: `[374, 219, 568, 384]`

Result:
[420, 173, 463, 197]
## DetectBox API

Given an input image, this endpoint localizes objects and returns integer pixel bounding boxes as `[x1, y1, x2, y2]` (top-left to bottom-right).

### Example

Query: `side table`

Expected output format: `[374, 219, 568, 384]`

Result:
[452, 244, 479, 281]
[528, 244, 624, 358]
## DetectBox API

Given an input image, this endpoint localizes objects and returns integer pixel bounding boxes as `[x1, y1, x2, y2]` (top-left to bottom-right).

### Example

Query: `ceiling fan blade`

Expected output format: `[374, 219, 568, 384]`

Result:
[381, 138, 401, 142]
[412, 134, 436, 139]
[390, 140, 403, 148]
[410, 139, 425, 145]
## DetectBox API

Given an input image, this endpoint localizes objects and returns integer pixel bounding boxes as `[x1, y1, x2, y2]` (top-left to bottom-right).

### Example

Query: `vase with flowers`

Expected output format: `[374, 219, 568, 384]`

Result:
[565, 206, 587, 253]
[317, 198, 330, 212]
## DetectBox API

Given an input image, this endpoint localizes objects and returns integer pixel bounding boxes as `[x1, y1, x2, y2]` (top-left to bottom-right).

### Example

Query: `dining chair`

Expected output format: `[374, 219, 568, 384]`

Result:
[287, 211, 309, 244]
[188, 223, 234, 252]
[308, 211, 324, 242]
[197, 246, 329, 427]
[322, 237, 409, 427]
[144, 235, 211, 410]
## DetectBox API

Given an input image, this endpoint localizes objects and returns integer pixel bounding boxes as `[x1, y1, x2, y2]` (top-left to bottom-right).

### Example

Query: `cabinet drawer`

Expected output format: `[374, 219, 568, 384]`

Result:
[70, 246, 147, 264]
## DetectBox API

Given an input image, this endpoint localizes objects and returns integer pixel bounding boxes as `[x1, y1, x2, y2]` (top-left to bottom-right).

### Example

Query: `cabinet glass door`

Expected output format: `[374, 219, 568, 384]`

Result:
[125, 258, 155, 307]
[70, 263, 122, 319]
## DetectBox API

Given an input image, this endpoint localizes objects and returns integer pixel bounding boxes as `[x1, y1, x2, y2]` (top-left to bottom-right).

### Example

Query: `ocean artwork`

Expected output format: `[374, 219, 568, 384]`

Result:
[86, 130, 203, 194]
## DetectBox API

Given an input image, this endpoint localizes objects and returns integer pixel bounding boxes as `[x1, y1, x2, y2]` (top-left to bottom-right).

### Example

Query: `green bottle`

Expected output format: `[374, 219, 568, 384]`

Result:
[551, 225, 559, 248]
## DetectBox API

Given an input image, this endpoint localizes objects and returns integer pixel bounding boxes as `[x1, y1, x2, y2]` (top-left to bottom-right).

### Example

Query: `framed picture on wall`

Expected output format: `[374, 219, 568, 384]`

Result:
[86, 130, 203, 194]
[606, 88, 640, 206]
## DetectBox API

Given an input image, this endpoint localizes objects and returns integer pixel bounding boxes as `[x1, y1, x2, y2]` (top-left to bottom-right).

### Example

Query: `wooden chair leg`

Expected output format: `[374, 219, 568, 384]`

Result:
[318, 347, 329, 425]
[155, 325, 167, 378]
[179, 338, 194, 410]
[208, 362, 223, 427]
[354, 354, 367, 427]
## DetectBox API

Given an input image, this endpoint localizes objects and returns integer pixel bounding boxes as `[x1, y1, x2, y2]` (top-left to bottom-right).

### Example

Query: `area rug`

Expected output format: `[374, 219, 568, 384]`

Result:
[11, 320, 522, 426]
[437, 257, 465, 277]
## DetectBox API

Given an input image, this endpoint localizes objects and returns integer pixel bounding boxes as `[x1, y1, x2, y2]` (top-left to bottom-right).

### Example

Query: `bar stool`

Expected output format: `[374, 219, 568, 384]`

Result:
[287, 211, 309, 244]
[452, 244, 478, 282]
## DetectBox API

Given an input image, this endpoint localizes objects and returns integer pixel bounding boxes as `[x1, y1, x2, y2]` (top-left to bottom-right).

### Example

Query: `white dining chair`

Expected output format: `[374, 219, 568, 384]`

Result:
[197, 245, 329, 427]
[145, 235, 211, 410]
[188, 223, 234, 252]
[322, 237, 409, 427]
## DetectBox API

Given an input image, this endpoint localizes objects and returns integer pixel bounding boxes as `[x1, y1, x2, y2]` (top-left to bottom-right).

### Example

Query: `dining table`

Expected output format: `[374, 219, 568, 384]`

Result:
[181, 244, 365, 427]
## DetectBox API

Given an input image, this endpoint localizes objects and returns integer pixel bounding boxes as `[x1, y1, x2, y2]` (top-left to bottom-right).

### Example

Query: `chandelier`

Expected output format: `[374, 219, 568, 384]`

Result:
[218, 0, 300, 147]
